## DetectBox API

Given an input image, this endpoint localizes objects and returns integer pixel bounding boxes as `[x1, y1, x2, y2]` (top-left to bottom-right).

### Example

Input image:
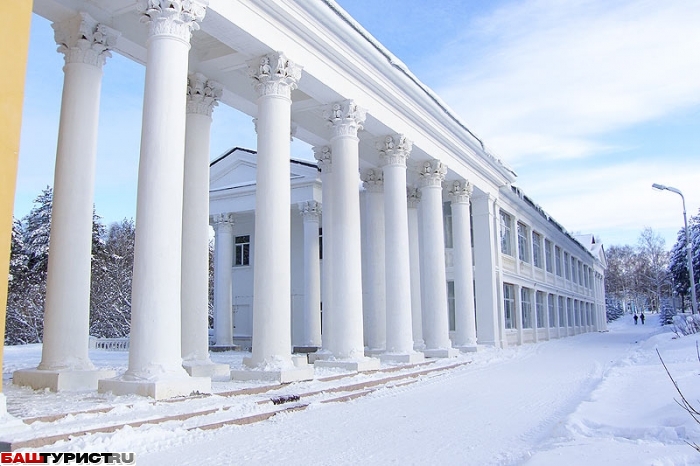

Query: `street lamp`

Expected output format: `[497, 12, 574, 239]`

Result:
[652, 183, 698, 314]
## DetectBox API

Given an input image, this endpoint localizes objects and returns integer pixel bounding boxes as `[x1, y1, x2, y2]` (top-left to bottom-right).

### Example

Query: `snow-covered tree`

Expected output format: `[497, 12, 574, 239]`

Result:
[668, 208, 700, 311]
[89, 219, 135, 338]
[4, 188, 53, 344]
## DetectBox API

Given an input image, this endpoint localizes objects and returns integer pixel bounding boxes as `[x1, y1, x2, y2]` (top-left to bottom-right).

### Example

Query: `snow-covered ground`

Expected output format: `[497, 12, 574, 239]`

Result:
[3, 314, 700, 465]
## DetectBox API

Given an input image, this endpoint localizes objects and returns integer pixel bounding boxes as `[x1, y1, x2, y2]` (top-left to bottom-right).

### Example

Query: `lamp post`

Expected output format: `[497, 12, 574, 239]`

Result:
[652, 183, 698, 315]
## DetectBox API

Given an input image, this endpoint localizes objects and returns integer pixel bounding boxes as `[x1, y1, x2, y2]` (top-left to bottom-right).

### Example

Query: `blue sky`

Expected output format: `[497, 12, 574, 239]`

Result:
[15, 0, 700, 250]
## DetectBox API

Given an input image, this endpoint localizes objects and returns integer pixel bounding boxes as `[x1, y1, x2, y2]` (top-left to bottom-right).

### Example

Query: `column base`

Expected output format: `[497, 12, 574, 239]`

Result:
[379, 352, 425, 364]
[292, 346, 320, 354]
[182, 360, 231, 380]
[209, 345, 239, 352]
[364, 348, 386, 357]
[455, 344, 479, 353]
[423, 347, 459, 358]
[230, 365, 314, 384]
[98, 374, 211, 400]
[13, 368, 116, 392]
[314, 357, 381, 372]
[0, 394, 28, 437]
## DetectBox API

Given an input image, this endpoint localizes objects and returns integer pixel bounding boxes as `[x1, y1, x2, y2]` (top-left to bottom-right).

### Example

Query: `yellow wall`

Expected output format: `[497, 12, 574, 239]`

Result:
[0, 0, 33, 394]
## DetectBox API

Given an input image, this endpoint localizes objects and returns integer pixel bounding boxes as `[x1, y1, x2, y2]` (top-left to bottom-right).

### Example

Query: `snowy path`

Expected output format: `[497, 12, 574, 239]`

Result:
[6, 315, 700, 465]
[134, 316, 699, 465]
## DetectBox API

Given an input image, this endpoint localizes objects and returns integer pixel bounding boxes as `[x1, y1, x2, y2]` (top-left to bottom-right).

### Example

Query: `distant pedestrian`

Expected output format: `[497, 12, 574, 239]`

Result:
[634, 314, 638, 325]
[640, 312, 645, 325]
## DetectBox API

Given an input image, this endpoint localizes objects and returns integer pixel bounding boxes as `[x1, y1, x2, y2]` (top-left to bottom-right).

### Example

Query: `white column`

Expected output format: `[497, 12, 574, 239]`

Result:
[299, 200, 322, 350]
[360, 168, 386, 354]
[14, 13, 118, 392]
[211, 214, 235, 347]
[180, 73, 229, 379]
[471, 193, 502, 348]
[418, 160, 458, 358]
[407, 188, 425, 350]
[315, 100, 380, 372]
[232, 52, 313, 383]
[314, 146, 334, 355]
[98, 0, 210, 399]
[448, 180, 478, 352]
[379, 135, 423, 363]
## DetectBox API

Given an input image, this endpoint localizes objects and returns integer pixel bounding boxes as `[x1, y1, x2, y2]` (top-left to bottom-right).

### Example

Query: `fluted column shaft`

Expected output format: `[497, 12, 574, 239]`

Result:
[449, 180, 477, 350]
[40, 13, 118, 372]
[181, 73, 221, 363]
[326, 101, 366, 359]
[361, 169, 385, 352]
[300, 201, 322, 348]
[247, 52, 301, 368]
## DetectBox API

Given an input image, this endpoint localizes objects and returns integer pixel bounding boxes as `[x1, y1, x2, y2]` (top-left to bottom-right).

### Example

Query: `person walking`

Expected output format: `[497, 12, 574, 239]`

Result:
[634, 314, 638, 325]
[640, 312, 645, 325]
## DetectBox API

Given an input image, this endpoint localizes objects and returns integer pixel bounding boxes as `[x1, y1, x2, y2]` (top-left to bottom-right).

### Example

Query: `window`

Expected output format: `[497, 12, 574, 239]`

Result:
[500, 211, 513, 256]
[447, 281, 455, 331]
[503, 284, 515, 329]
[443, 202, 453, 248]
[545, 239, 553, 273]
[319, 227, 323, 260]
[517, 223, 529, 262]
[548, 294, 556, 328]
[558, 296, 566, 327]
[536, 291, 545, 328]
[521, 287, 532, 328]
[567, 298, 573, 326]
[234, 235, 250, 266]
[564, 252, 570, 280]
[532, 232, 543, 268]
[571, 257, 577, 284]
[555, 246, 562, 276]
[579, 262, 584, 286]
[574, 301, 581, 326]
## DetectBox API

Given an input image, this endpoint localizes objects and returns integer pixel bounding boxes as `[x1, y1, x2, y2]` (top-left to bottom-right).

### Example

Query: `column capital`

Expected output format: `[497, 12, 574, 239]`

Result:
[407, 187, 421, 208]
[210, 212, 234, 228]
[418, 160, 447, 188]
[52, 12, 119, 67]
[448, 180, 473, 204]
[361, 168, 384, 193]
[324, 100, 366, 138]
[137, 0, 207, 43]
[187, 72, 222, 117]
[299, 200, 321, 222]
[313, 145, 332, 174]
[377, 134, 412, 167]
[248, 52, 302, 99]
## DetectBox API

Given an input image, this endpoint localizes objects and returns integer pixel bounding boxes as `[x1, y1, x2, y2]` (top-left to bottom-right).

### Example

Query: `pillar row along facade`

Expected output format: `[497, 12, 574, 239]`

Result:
[9, 0, 606, 400]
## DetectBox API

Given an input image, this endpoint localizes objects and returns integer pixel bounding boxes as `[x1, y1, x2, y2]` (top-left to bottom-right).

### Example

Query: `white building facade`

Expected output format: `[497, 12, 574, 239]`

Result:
[11, 0, 606, 398]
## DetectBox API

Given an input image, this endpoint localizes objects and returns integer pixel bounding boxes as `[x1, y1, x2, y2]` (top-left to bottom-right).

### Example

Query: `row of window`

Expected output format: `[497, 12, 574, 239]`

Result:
[502, 283, 597, 331]
[230, 227, 325, 267]
[499, 211, 595, 290]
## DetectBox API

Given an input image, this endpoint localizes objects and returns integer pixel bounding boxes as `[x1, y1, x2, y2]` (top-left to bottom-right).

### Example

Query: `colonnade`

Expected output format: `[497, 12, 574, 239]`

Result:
[10, 0, 604, 400]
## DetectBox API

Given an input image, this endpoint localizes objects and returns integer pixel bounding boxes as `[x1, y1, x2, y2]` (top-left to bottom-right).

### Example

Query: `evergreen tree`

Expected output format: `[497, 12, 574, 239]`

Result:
[88, 219, 135, 338]
[668, 209, 700, 311]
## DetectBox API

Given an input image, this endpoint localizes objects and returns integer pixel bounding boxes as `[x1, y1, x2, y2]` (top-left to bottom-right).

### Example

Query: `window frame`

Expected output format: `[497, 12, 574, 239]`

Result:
[234, 235, 251, 267]
[517, 222, 529, 263]
[499, 211, 513, 256]
[532, 231, 543, 269]
[503, 283, 515, 329]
